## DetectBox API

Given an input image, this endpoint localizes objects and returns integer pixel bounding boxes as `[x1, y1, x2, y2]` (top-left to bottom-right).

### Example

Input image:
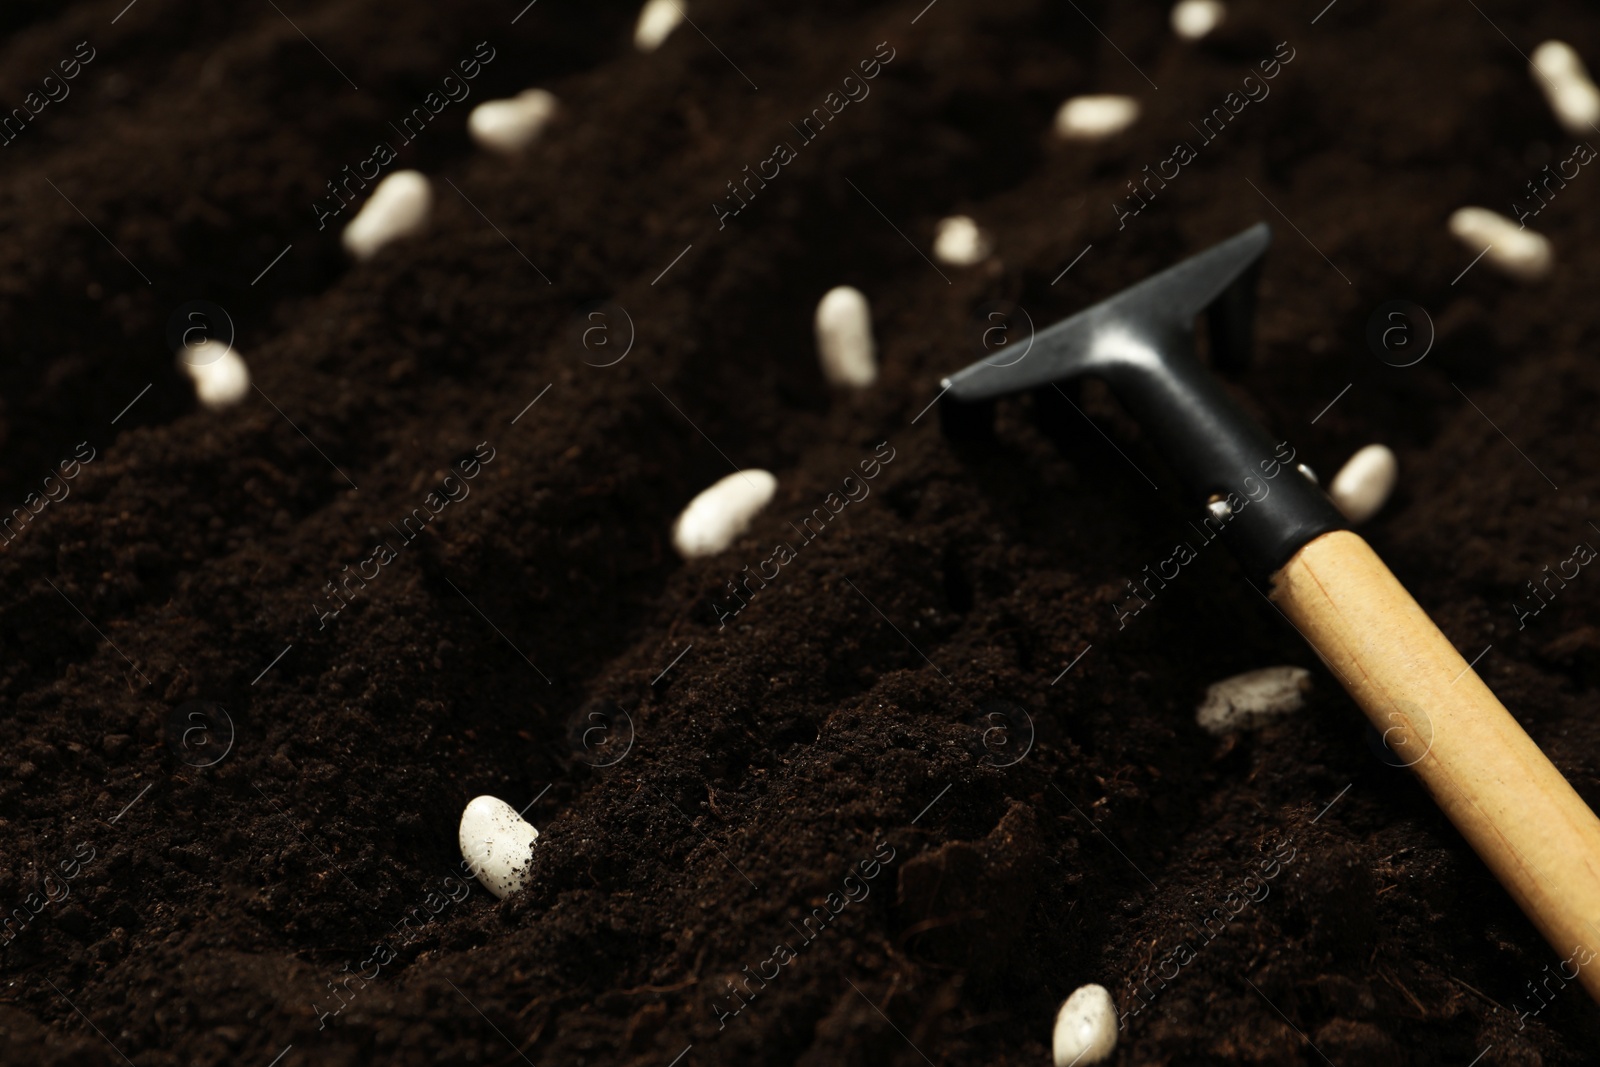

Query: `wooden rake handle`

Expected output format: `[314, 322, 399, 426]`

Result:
[1270, 530, 1600, 1003]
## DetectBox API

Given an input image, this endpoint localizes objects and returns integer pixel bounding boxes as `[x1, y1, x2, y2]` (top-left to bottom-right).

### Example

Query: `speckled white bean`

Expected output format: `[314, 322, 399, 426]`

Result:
[458, 795, 540, 899]
[1328, 443, 1398, 525]
[814, 286, 878, 388]
[1052, 983, 1118, 1066]
[933, 215, 992, 267]
[342, 170, 432, 262]
[469, 89, 559, 155]
[634, 0, 686, 52]
[672, 470, 777, 559]
[1532, 41, 1600, 136]
[1054, 95, 1140, 141]
[1196, 667, 1311, 735]
[178, 340, 251, 411]
[1170, 0, 1226, 41]
[1448, 207, 1552, 281]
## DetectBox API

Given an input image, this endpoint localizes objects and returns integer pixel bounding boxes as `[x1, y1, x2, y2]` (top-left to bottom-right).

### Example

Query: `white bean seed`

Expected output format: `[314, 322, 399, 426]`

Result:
[178, 340, 250, 411]
[1532, 40, 1600, 136]
[1196, 667, 1311, 735]
[1054, 95, 1140, 141]
[469, 89, 559, 155]
[1170, 0, 1226, 41]
[933, 215, 992, 267]
[1052, 983, 1118, 1066]
[814, 286, 878, 388]
[672, 470, 777, 559]
[1328, 443, 1397, 525]
[458, 795, 540, 900]
[342, 170, 432, 262]
[1448, 206, 1552, 281]
[635, 0, 686, 52]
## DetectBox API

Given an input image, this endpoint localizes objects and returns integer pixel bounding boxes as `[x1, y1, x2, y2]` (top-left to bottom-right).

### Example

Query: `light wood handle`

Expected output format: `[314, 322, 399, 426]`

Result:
[1271, 530, 1600, 1002]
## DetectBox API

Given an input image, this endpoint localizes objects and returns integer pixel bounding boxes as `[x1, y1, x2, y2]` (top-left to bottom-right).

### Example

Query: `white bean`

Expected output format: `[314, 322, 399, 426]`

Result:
[635, 0, 686, 52]
[342, 170, 432, 262]
[458, 795, 540, 899]
[1052, 984, 1118, 1066]
[1328, 443, 1397, 525]
[469, 89, 559, 155]
[1196, 666, 1310, 735]
[1448, 206, 1552, 281]
[672, 470, 777, 559]
[178, 340, 250, 411]
[933, 215, 992, 267]
[1532, 40, 1600, 136]
[814, 286, 878, 388]
[1054, 95, 1140, 141]
[1170, 0, 1225, 41]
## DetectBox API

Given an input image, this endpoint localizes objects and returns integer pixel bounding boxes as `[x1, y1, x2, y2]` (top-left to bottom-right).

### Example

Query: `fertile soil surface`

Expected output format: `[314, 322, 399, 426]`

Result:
[2, 0, 1599, 1063]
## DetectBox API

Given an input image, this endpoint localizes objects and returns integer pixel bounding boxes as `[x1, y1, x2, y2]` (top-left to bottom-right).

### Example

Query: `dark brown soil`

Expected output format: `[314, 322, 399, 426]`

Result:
[1, 0, 1598, 1063]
